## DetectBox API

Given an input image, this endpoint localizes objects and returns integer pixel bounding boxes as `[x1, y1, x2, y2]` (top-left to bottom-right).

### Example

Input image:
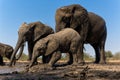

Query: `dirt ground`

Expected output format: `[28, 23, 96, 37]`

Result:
[0, 61, 120, 80]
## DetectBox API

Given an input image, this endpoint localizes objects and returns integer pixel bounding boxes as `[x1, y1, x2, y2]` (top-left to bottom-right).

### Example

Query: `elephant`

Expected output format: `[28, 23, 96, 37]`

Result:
[0, 43, 13, 65]
[29, 28, 82, 68]
[9, 21, 54, 66]
[0, 43, 24, 65]
[55, 4, 107, 64]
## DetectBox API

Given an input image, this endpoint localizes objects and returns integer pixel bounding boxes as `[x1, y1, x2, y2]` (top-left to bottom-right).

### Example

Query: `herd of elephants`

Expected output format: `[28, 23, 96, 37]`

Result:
[0, 4, 107, 69]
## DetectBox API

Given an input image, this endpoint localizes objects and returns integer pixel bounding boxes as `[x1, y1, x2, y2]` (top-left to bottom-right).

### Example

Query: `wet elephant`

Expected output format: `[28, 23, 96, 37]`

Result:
[29, 28, 82, 68]
[55, 4, 107, 64]
[9, 21, 54, 66]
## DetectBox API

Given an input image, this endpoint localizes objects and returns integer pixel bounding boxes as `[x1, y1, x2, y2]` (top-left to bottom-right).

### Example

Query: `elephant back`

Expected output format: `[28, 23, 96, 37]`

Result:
[29, 21, 54, 42]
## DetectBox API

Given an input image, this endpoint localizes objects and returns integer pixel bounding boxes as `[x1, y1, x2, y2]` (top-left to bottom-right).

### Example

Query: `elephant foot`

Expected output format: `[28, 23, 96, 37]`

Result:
[94, 61, 99, 64]
[94, 60, 100, 64]
[72, 62, 78, 65]
[99, 61, 106, 64]
[66, 61, 73, 65]
[28, 62, 34, 68]
[70, 63, 78, 68]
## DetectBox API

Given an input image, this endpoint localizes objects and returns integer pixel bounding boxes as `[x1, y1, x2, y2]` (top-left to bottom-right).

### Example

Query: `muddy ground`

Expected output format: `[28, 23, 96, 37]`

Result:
[0, 61, 120, 80]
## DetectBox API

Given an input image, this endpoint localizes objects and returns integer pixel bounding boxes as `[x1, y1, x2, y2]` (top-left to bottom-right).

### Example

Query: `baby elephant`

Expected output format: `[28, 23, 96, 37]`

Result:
[29, 28, 82, 68]
[0, 43, 13, 65]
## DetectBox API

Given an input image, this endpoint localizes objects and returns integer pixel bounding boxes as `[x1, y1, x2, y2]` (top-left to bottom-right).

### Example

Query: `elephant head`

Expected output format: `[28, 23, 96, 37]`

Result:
[0, 43, 14, 60]
[35, 36, 59, 56]
[10, 21, 54, 66]
[10, 23, 33, 62]
[29, 36, 59, 67]
[55, 4, 89, 41]
[5, 45, 14, 60]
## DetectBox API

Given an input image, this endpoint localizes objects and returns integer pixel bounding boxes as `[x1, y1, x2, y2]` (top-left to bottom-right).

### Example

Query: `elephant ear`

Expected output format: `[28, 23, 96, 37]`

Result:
[70, 5, 89, 41]
[0, 44, 6, 56]
[45, 38, 59, 56]
[70, 5, 88, 29]
[29, 22, 46, 42]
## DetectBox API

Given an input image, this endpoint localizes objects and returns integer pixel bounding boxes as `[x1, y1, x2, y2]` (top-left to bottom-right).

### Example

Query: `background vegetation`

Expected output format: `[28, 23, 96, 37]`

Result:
[4, 51, 120, 61]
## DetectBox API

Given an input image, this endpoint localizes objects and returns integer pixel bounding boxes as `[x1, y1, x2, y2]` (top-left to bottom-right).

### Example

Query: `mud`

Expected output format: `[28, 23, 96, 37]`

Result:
[0, 61, 120, 80]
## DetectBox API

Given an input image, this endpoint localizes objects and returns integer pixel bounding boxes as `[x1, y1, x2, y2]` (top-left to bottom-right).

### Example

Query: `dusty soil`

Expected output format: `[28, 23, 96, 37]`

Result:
[0, 61, 120, 80]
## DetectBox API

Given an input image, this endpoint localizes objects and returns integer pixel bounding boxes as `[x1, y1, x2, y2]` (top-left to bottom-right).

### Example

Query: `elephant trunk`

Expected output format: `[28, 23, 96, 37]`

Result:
[9, 38, 24, 66]
[15, 43, 24, 60]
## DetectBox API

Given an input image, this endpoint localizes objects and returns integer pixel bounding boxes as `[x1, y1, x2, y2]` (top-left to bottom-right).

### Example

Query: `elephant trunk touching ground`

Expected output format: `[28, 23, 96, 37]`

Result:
[9, 21, 54, 66]
[10, 37, 24, 66]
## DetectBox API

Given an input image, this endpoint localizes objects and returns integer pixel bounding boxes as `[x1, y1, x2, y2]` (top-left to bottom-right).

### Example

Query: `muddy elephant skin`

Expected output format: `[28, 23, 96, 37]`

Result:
[9, 21, 54, 66]
[55, 4, 107, 64]
[0, 43, 13, 65]
[29, 28, 82, 68]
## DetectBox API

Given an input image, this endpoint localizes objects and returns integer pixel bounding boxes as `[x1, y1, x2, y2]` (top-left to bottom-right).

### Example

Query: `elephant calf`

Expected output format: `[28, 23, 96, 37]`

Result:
[0, 43, 13, 65]
[29, 28, 82, 68]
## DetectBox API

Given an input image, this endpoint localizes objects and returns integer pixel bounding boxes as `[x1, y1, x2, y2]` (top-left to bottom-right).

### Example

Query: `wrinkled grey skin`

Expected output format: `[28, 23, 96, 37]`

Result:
[9, 21, 54, 66]
[0, 43, 13, 65]
[29, 28, 82, 68]
[55, 4, 107, 64]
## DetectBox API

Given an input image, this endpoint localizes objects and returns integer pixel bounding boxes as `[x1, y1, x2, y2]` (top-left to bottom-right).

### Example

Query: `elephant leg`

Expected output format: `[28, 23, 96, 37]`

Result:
[77, 44, 84, 64]
[29, 51, 40, 68]
[72, 53, 78, 65]
[91, 44, 100, 63]
[42, 54, 52, 64]
[48, 51, 61, 67]
[66, 53, 73, 65]
[70, 41, 84, 65]
[28, 41, 34, 61]
[0, 56, 5, 65]
[99, 41, 106, 64]
[42, 55, 47, 63]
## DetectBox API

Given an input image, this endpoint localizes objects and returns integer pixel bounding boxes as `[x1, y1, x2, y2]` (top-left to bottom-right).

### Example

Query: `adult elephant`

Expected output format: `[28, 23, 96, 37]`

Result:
[55, 4, 107, 64]
[9, 21, 54, 66]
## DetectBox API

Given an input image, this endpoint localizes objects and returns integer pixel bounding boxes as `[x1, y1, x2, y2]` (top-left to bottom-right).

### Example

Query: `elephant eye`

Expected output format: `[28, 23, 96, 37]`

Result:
[39, 48, 45, 53]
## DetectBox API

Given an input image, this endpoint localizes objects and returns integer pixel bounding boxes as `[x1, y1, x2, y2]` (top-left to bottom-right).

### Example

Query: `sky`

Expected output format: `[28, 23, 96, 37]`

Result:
[0, 0, 120, 56]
